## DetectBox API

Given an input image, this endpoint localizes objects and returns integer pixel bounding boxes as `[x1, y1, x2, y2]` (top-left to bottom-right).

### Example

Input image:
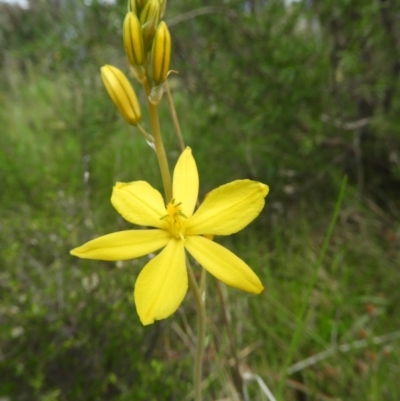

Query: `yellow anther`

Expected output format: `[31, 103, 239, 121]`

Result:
[161, 199, 187, 239]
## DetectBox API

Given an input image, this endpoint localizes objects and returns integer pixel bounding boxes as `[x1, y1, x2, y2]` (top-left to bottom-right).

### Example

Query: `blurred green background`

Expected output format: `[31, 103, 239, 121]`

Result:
[1, 0, 400, 400]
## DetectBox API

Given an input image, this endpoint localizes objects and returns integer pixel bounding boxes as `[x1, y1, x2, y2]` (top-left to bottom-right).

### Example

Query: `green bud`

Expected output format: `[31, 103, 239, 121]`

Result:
[159, 0, 167, 18]
[141, 19, 158, 52]
[137, 0, 148, 9]
[127, 0, 137, 15]
[101, 65, 142, 126]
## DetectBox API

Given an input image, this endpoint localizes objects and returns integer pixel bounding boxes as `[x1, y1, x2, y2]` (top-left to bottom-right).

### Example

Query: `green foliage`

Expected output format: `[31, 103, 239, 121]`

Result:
[1, 0, 400, 400]
[171, 0, 400, 201]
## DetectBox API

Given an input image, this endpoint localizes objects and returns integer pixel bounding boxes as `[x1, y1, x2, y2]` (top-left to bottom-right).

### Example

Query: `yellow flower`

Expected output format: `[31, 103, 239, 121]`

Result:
[70, 147, 269, 325]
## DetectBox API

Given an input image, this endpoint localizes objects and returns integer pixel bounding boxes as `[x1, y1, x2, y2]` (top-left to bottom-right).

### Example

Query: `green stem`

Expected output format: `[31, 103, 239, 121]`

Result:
[187, 259, 206, 401]
[215, 282, 243, 395]
[136, 123, 154, 143]
[148, 100, 172, 201]
[165, 80, 185, 152]
[142, 79, 172, 201]
[277, 175, 347, 398]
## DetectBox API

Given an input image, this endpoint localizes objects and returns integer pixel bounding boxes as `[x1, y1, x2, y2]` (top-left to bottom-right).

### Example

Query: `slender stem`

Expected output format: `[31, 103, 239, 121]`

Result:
[165, 80, 185, 152]
[136, 123, 154, 143]
[216, 282, 238, 362]
[199, 265, 207, 297]
[142, 79, 172, 201]
[187, 259, 206, 401]
[277, 175, 347, 398]
[148, 100, 172, 201]
[216, 281, 243, 395]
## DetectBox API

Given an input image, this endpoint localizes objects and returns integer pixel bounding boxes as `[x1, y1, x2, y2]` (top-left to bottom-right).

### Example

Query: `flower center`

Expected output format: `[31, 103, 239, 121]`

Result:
[161, 199, 187, 240]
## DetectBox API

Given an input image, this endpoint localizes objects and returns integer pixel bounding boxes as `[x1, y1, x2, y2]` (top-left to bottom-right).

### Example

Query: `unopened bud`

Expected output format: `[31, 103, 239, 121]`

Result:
[159, 0, 167, 18]
[151, 21, 171, 86]
[139, 0, 160, 26]
[139, 0, 160, 50]
[123, 12, 145, 67]
[127, 0, 137, 14]
[101, 65, 141, 126]
[136, 0, 148, 9]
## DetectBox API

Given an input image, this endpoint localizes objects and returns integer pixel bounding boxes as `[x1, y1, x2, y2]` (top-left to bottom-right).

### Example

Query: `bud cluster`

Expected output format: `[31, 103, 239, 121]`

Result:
[101, 0, 172, 126]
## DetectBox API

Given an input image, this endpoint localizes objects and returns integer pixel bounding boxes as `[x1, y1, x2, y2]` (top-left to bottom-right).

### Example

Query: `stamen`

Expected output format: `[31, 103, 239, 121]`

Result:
[161, 199, 188, 239]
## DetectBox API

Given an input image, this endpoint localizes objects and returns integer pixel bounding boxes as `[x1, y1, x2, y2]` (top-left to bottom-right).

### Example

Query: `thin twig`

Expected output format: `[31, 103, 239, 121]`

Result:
[242, 372, 277, 401]
[187, 258, 207, 401]
[171, 321, 196, 353]
[321, 114, 370, 130]
[287, 330, 400, 375]
[216, 282, 243, 395]
[165, 80, 185, 152]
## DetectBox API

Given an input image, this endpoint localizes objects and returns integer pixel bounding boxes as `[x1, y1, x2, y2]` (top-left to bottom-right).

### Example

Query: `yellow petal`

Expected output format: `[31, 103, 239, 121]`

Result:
[134, 238, 187, 325]
[111, 181, 168, 228]
[172, 147, 199, 218]
[70, 229, 170, 261]
[184, 236, 263, 294]
[186, 180, 269, 236]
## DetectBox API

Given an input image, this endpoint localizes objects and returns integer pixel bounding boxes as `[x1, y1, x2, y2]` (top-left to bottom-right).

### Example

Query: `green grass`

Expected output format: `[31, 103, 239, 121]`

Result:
[1, 64, 400, 401]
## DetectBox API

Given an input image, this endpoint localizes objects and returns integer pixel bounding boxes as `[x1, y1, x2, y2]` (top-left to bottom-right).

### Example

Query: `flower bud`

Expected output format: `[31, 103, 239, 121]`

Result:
[151, 21, 171, 86]
[159, 0, 167, 18]
[127, 0, 137, 14]
[123, 12, 145, 67]
[101, 65, 141, 126]
[139, 0, 160, 27]
[139, 0, 160, 50]
[136, 0, 148, 9]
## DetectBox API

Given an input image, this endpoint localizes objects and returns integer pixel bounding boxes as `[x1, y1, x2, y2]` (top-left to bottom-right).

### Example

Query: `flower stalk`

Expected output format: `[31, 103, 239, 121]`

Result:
[187, 259, 206, 401]
[165, 80, 185, 152]
[148, 99, 172, 201]
[141, 74, 172, 201]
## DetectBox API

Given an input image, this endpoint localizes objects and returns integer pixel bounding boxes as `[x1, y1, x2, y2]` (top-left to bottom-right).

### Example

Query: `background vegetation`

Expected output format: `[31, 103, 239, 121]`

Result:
[1, 0, 400, 400]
